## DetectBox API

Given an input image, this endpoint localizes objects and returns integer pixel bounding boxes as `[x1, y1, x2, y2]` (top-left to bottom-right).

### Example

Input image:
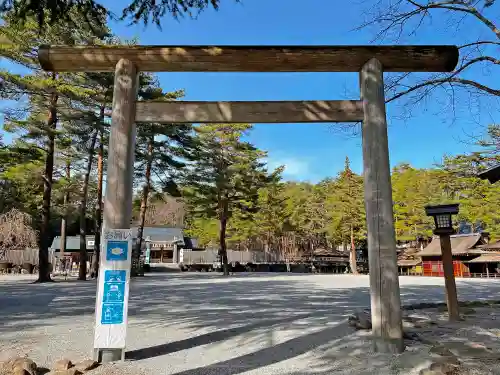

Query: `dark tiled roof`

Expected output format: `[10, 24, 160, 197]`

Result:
[465, 253, 500, 263]
[133, 226, 184, 244]
[419, 233, 486, 256]
[477, 241, 500, 250]
[478, 164, 500, 183]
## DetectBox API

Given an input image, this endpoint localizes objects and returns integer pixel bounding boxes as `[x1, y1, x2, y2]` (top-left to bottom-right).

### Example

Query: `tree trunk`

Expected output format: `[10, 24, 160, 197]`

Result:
[59, 161, 70, 272]
[78, 129, 98, 281]
[264, 232, 271, 263]
[350, 224, 358, 274]
[133, 134, 154, 277]
[219, 200, 229, 276]
[91, 126, 104, 279]
[36, 85, 58, 283]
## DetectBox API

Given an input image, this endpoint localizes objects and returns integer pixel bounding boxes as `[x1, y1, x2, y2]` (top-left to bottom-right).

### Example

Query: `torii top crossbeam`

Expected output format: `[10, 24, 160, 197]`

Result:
[38, 45, 458, 73]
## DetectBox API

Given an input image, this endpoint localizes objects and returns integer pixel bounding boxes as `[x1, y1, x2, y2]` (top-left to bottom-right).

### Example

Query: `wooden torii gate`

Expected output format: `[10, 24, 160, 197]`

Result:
[38, 44, 458, 356]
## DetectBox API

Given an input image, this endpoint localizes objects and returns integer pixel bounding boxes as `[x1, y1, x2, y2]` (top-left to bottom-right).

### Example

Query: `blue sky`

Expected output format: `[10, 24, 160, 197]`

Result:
[1, 0, 498, 182]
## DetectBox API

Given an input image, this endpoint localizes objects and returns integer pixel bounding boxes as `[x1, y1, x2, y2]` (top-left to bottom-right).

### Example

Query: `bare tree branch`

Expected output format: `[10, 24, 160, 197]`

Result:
[387, 55, 500, 102]
[359, 0, 499, 127]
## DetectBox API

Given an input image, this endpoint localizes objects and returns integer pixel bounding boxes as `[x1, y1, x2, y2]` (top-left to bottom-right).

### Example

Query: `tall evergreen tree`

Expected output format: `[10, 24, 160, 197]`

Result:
[327, 157, 365, 273]
[184, 123, 270, 275]
[133, 81, 192, 274]
[1, 0, 232, 29]
[1, 11, 108, 282]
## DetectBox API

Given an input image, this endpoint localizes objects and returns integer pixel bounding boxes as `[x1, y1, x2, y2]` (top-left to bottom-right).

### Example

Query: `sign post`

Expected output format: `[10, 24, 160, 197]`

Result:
[92, 58, 138, 363]
[94, 229, 132, 362]
[94, 228, 132, 362]
[144, 237, 151, 265]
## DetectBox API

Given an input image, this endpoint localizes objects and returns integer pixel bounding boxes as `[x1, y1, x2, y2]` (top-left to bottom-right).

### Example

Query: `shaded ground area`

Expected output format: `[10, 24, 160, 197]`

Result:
[1, 274, 500, 374]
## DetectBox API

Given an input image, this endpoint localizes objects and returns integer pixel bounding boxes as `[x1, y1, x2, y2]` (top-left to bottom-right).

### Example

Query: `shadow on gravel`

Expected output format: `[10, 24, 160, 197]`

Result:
[166, 322, 354, 375]
[2, 274, 500, 374]
[126, 312, 332, 360]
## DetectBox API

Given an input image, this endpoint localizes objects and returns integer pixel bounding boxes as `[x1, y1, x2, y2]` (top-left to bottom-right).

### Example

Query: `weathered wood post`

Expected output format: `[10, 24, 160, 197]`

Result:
[360, 58, 404, 353]
[439, 234, 460, 321]
[93, 58, 138, 363]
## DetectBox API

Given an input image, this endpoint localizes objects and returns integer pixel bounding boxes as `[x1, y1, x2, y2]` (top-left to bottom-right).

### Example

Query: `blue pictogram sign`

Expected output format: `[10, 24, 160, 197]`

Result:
[106, 240, 128, 261]
[104, 270, 126, 283]
[101, 303, 124, 325]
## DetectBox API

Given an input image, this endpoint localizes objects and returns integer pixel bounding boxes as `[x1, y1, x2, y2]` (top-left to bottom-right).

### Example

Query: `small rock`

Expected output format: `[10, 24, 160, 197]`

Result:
[48, 369, 82, 375]
[347, 315, 358, 327]
[8, 358, 37, 375]
[419, 370, 442, 375]
[11, 368, 30, 375]
[73, 360, 98, 372]
[439, 356, 460, 367]
[53, 360, 72, 371]
[469, 342, 487, 350]
[461, 307, 475, 315]
[347, 312, 372, 329]
[429, 361, 460, 374]
[412, 302, 439, 310]
[429, 345, 454, 357]
[403, 331, 420, 341]
[37, 367, 51, 375]
[463, 300, 487, 307]
[356, 318, 372, 330]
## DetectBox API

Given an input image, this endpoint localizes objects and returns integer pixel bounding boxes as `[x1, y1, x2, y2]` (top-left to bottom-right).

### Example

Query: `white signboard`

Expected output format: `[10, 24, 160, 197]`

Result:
[94, 229, 132, 350]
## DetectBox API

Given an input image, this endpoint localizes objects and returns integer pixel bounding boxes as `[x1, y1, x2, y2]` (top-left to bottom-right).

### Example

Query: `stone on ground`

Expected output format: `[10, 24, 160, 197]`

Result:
[73, 360, 98, 372]
[429, 345, 455, 357]
[48, 369, 81, 375]
[347, 311, 372, 330]
[7, 358, 37, 375]
[53, 360, 72, 371]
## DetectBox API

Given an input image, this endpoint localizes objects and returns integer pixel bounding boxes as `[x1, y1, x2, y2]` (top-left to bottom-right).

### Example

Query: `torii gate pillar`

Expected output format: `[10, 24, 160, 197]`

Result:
[360, 58, 403, 353]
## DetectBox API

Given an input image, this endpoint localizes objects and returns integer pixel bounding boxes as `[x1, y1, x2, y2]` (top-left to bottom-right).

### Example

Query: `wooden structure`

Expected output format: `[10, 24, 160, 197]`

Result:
[38, 43, 459, 356]
[419, 233, 487, 277]
[38, 45, 457, 73]
[478, 164, 500, 183]
[397, 259, 422, 275]
[466, 241, 500, 277]
[397, 247, 423, 274]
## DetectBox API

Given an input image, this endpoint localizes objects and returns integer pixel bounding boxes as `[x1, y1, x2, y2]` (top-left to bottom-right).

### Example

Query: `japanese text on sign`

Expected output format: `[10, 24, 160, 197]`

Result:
[103, 229, 132, 241]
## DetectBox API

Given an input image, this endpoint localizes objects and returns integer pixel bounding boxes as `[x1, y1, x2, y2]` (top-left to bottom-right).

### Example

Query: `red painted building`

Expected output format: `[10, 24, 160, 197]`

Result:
[419, 233, 488, 277]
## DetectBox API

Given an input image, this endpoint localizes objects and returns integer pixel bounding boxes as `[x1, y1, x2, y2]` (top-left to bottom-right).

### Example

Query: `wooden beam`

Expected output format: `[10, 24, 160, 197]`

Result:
[38, 45, 458, 73]
[134, 100, 364, 124]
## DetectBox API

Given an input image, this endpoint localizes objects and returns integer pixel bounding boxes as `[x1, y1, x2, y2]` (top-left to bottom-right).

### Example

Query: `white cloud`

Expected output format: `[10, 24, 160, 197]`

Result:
[265, 156, 313, 181]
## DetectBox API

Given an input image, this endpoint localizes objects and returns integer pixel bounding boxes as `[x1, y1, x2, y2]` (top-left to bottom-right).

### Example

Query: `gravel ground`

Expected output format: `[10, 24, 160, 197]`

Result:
[1, 273, 500, 375]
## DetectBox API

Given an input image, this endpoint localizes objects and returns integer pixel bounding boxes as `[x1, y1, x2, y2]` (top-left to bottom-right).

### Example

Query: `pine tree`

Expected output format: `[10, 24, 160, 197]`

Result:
[327, 157, 365, 273]
[1, 0, 229, 29]
[184, 123, 269, 275]
[391, 164, 436, 241]
[132, 78, 192, 274]
[1, 11, 109, 281]
[253, 167, 287, 259]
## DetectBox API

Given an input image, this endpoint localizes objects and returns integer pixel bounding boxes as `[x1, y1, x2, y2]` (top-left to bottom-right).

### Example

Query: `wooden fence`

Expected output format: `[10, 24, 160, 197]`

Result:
[398, 271, 500, 278]
[1, 248, 54, 265]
